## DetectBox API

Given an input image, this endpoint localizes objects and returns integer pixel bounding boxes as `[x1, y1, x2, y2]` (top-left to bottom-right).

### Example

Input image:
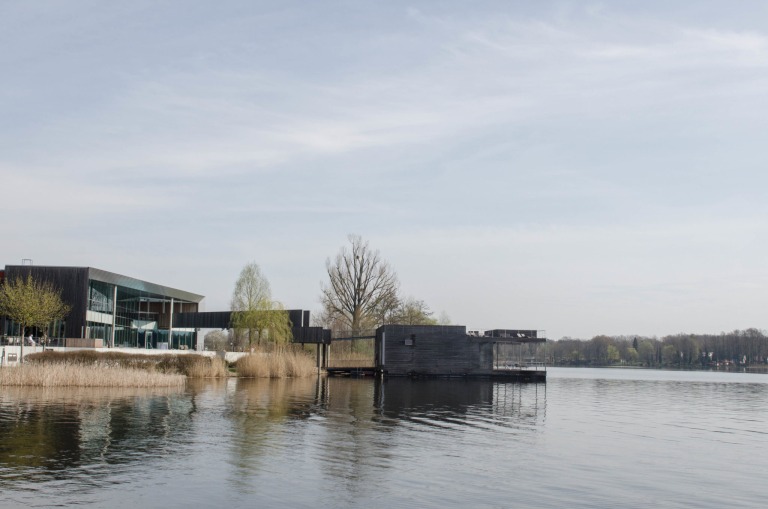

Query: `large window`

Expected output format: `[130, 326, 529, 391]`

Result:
[86, 323, 110, 342]
[87, 279, 197, 350]
[88, 281, 114, 313]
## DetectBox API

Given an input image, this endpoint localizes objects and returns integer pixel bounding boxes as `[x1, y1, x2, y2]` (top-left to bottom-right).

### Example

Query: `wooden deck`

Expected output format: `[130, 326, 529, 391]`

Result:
[325, 366, 378, 377]
[325, 366, 546, 382]
[489, 368, 546, 382]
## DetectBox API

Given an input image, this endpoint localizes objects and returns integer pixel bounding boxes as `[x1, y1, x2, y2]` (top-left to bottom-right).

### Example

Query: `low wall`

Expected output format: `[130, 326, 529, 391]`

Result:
[0, 345, 249, 366]
[0, 345, 23, 366]
[65, 338, 104, 348]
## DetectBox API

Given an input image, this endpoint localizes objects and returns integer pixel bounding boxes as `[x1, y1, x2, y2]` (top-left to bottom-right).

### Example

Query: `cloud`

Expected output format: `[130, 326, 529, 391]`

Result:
[373, 215, 767, 337]
[2, 2, 768, 338]
[684, 28, 768, 54]
[7, 6, 767, 185]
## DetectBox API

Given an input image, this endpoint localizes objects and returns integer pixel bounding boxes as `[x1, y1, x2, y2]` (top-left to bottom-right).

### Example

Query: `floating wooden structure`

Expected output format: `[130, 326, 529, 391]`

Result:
[325, 325, 546, 382]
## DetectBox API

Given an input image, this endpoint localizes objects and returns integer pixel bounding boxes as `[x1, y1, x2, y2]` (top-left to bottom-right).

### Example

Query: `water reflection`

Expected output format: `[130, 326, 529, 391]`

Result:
[225, 377, 321, 492]
[0, 377, 549, 508]
[316, 378, 382, 501]
[374, 379, 546, 431]
[214, 377, 548, 500]
[0, 385, 193, 494]
[313, 378, 547, 508]
[3, 371, 766, 509]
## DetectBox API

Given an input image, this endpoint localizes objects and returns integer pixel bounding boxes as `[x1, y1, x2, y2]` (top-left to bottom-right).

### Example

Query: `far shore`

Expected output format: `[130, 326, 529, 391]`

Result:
[549, 364, 768, 373]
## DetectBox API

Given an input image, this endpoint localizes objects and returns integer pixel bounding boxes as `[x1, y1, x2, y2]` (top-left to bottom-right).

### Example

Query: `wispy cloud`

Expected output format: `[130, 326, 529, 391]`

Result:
[2, 1, 767, 338]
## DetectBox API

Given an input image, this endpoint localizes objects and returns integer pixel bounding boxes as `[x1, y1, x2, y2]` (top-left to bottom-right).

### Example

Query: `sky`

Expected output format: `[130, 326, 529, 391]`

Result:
[1, 1, 767, 340]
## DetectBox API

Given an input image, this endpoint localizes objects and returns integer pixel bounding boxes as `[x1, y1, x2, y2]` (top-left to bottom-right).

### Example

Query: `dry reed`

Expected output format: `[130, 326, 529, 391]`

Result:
[184, 356, 229, 378]
[236, 347, 316, 378]
[25, 351, 228, 378]
[326, 349, 374, 368]
[0, 363, 185, 387]
[0, 385, 184, 405]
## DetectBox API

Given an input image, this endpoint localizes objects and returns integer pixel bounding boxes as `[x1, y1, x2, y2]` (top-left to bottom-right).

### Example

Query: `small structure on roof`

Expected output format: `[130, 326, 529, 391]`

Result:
[373, 324, 546, 381]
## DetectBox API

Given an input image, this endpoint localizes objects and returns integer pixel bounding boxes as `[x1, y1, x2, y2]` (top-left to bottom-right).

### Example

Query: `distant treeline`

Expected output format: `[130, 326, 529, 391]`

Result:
[545, 329, 768, 368]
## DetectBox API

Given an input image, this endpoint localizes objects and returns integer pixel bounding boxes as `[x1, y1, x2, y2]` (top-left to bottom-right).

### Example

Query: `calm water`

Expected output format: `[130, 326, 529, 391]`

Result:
[1, 368, 766, 508]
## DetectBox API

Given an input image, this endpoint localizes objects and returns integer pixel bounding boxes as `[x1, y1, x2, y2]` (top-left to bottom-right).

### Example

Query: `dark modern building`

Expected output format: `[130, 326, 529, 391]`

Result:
[373, 325, 546, 380]
[1, 265, 204, 349]
[1, 265, 542, 378]
[1, 264, 329, 351]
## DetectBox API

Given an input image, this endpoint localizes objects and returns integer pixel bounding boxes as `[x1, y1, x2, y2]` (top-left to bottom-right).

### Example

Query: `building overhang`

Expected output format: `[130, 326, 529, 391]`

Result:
[87, 267, 204, 303]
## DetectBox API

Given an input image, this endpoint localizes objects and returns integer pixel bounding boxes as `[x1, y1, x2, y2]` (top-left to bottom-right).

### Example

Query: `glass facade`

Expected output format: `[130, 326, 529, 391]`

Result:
[1, 267, 200, 349]
[85, 279, 197, 350]
[2, 315, 67, 345]
[88, 280, 114, 313]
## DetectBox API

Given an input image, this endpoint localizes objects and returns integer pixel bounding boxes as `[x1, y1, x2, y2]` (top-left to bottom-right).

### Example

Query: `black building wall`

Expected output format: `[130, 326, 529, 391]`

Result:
[173, 310, 330, 344]
[5, 266, 89, 338]
[376, 325, 496, 376]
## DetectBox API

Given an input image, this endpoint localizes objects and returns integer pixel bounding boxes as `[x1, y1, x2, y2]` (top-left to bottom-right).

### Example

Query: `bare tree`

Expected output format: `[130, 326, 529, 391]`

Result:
[321, 234, 399, 335]
[437, 310, 451, 326]
[370, 288, 401, 326]
[204, 330, 230, 351]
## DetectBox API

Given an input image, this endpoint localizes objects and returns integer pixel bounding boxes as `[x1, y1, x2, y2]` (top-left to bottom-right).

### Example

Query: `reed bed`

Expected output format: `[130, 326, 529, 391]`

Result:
[236, 347, 316, 378]
[25, 351, 228, 378]
[0, 385, 184, 405]
[0, 364, 185, 388]
[185, 356, 229, 378]
[326, 349, 374, 368]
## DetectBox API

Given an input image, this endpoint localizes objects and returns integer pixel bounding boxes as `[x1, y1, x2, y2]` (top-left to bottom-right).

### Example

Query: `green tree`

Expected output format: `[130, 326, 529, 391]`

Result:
[607, 344, 620, 363]
[35, 284, 70, 345]
[635, 340, 657, 366]
[589, 335, 612, 364]
[230, 263, 292, 349]
[569, 349, 585, 363]
[391, 297, 437, 325]
[625, 347, 639, 364]
[0, 275, 70, 362]
[662, 344, 679, 366]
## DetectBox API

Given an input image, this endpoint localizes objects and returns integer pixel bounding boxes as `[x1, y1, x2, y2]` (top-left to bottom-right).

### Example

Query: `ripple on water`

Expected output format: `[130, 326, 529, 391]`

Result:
[1, 371, 767, 509]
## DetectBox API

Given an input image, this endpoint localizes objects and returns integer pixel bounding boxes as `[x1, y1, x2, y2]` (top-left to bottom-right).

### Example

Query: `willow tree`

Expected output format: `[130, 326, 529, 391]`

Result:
[230, 263, 292, 349]
[321, 234, 399, 335]
[0, 275, 70, 361]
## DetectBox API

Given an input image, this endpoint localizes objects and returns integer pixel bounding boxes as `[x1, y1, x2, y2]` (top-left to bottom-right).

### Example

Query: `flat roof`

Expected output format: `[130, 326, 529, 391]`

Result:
[4, 265, 205, 303]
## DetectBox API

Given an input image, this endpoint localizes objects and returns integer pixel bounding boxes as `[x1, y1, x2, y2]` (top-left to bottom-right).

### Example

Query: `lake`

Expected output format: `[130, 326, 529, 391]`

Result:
[1, 368, 766, 508]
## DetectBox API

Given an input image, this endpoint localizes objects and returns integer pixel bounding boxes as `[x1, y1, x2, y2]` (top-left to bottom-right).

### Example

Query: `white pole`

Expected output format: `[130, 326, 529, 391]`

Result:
[110, 285, 117, 348]
[168, 298, 174, 349]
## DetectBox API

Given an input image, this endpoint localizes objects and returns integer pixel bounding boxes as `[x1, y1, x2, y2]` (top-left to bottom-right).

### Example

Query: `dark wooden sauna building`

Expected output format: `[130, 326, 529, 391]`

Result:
[374, 324, 546, 381]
